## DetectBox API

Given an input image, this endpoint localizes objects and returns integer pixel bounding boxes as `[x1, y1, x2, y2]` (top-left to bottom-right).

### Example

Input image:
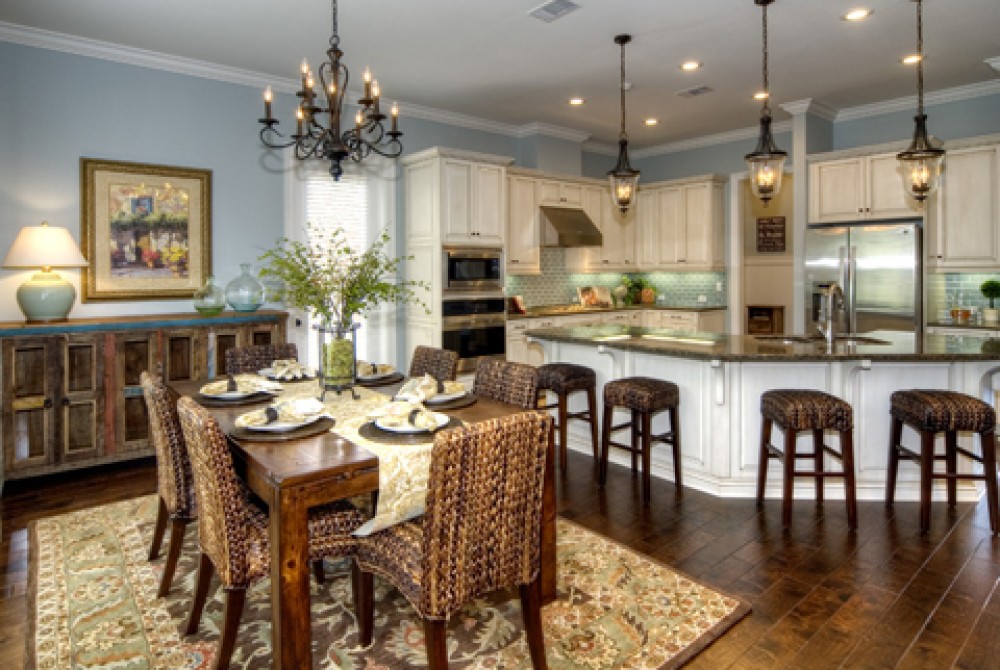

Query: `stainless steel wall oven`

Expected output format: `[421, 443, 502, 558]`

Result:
[441, 296, 506, 372]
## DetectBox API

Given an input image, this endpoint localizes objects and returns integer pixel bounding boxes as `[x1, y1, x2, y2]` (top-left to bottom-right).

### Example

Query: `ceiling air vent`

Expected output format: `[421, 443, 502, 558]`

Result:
[528, 0, 580, 23]
[676, 84, 715, 98]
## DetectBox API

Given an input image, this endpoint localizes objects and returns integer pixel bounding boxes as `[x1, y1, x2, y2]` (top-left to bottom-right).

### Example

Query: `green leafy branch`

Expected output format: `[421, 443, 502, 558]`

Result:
[259, 225, 428, 328]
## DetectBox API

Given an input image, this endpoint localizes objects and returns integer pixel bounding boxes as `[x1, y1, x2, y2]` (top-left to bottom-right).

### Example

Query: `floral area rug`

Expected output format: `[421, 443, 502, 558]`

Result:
[27, 495, 749, 669]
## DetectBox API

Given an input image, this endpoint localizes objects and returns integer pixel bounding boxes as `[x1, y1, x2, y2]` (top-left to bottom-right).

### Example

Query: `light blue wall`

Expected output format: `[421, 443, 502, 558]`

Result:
[0, 41, 286, 321]
[834, 93, 1000, 150]
[518, 135, 583, 175]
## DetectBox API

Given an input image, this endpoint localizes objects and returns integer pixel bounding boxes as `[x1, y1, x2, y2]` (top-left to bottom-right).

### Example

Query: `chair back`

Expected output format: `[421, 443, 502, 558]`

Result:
[225, 343, 298, 374]
[408, 345, 459, 381]
[473, 359, 539, 409]
[140, 371, 195, 519]
[176, 396, 258, 588]
[419, 411, 552, 620]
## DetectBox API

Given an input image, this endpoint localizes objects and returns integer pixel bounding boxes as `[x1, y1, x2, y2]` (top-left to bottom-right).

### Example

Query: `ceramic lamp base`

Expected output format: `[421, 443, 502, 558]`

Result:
[16, 271, 76, 322]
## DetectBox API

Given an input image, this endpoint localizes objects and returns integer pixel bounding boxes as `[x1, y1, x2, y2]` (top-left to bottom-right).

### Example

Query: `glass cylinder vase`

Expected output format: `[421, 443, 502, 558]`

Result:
[225, 263, 265, 312]
[317, 321, 359, 400]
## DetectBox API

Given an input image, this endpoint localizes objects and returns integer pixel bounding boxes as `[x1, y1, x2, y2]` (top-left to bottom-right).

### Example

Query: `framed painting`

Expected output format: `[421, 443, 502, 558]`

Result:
[80, 158, 212, 301]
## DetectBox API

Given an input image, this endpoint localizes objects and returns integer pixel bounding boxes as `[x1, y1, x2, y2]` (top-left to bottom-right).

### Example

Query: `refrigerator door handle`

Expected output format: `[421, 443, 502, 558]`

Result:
[848, 245, 858, 333]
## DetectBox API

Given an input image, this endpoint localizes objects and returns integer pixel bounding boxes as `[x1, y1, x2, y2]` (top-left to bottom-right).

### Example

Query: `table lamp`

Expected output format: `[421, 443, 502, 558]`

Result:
[3, 221, 89, 322]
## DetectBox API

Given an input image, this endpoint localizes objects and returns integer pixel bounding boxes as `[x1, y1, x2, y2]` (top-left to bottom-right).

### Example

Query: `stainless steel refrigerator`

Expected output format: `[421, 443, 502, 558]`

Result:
[804, 222, 922, 335]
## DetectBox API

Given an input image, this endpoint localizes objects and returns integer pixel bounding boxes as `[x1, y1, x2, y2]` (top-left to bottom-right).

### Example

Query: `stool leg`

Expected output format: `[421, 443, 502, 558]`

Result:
[886, 417, 903, 506]
[641, 410, 652, 505]
[669, 406, 683, 491]
[783, 427, 796, 527]
[813, 428, 825, 505]
[599, 402, 613, 487]
[586, 387, 600, 463]
[945, 430, 958, 507]
[630, 409, 640, 474]
[757, 417, 773, 504]
[980, 430, 999, 534]
[841, 429, 858, 530]
[557, 391, 569, 473]
[919, 429, 935, 533]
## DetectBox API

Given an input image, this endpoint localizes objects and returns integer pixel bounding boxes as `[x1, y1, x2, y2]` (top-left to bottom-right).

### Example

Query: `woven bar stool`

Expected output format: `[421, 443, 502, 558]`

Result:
[536, 363, 599, 471]
[599, 377, 681, 503]
[757, 389, 857, 529]
[887, 389, 998, 534]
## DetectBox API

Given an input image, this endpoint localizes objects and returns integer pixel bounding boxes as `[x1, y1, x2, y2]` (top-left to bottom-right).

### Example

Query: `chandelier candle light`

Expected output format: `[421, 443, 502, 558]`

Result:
[896, 0, 944, 202]
[608, 34, 640, 216]
[258, 0, 402, 181]
[745, 0, 787, 206]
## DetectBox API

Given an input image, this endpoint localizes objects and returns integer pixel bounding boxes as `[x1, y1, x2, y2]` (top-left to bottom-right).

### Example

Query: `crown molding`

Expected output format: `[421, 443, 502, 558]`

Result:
[986, 56, 1000, 75]
[630, 120, 793, 159]
[581, 140, 617, 156]
[514, 123, 591, 143]
[836, 78, 1000, 122]
[780, 98, 838, 121]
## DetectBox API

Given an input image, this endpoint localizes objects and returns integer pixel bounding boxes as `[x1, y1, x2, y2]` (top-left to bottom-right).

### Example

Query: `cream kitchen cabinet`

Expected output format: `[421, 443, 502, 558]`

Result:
[405, 148, 512, 249]
[506, 175, 540, 274]
[808, 153, 920, 223]
[568, 186, 636, 272]
[926, 145, 999, 269]
[636, 177, 725, 271]
[643, 309, 725, 333]
[537, 180, 583, 208]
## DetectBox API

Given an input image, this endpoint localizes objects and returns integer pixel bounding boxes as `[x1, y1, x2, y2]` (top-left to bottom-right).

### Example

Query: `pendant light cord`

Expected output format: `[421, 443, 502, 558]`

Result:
[330, 0, 340, 49]
[916, 0, 924, 116]
[619, 39, 627, 140]
[761, 1, 771, 115]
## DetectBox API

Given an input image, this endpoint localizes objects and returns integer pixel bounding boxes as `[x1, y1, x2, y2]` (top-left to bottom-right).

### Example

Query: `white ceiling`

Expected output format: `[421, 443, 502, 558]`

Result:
[2, 0, 998, 150]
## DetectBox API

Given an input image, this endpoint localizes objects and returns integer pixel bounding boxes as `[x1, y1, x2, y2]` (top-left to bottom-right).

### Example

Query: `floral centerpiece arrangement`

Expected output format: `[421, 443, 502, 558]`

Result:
[259, 225, 426, 395]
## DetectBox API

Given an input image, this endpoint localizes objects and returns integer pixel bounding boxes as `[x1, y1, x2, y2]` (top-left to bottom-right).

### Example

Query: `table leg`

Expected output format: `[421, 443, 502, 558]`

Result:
[269, 488, 313, 670]
[540, 422, 557, 605]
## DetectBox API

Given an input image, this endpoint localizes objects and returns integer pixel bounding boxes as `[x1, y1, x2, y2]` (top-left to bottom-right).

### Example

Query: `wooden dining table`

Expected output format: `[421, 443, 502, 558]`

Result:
[171, 378, 556, 670]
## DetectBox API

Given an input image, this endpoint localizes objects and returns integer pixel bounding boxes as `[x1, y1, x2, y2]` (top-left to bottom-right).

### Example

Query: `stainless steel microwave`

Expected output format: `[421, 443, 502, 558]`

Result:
[442, 247, 504, 292]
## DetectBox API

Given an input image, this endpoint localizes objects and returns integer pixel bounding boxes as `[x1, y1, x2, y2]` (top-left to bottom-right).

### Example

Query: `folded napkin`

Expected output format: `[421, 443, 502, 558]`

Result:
[200, 374, 281, 396]
[368, 399, 440, 430]
[357, 361, 395, 378]
[268, 359, 313, 380]
[236, 397, 327, 428]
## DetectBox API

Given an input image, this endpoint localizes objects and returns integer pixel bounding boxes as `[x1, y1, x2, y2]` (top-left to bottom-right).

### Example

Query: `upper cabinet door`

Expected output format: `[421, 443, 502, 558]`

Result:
[473, 164, 505, 246]
[441, 159, 474, 244]
[506, 176, 540, 274]
[868, 153, 921, 219]
[683, 182, 714, 266]
[927, 145, 1000, 269]
[809, 158, 865, 223]
[636, 191, 659, 269]
[657, 187, 685, 265]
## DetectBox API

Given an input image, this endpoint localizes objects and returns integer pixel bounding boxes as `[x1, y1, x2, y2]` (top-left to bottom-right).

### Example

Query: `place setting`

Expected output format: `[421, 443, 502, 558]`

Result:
[355, 361, 404, 387]
[394, 373, 476, 410]
[358, 398, 463, 445]
[256, 358, 315, 382]
[194, 374, 283, 407]
[230, 397, 335, 441]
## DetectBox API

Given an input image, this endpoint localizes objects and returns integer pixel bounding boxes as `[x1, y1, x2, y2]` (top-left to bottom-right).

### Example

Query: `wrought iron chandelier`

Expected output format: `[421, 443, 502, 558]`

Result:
[897, 0, 944, 203]
[744, 0, 786, 207]
[257, 0, 402, 181]
[608, 34, 640, 216]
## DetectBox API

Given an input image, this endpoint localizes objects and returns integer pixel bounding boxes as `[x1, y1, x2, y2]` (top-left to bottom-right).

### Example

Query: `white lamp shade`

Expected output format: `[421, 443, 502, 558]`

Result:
[3, 222, 88, 269]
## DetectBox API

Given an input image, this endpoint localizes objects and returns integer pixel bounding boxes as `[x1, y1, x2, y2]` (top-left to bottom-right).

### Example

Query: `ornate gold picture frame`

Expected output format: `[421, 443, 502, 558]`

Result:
[80, 158, 212, 301]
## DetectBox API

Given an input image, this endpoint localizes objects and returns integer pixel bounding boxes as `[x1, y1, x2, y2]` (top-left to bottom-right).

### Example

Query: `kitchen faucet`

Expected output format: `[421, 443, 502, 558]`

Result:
[817, 282, 845, 344]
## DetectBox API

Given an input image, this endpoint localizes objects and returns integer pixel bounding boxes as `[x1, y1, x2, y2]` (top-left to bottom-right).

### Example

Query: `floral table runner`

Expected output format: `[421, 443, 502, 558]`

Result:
[277, 381, 433, 535]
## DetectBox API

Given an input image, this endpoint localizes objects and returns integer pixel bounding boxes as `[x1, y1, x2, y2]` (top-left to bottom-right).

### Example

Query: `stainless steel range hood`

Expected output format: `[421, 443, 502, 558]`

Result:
[539, 206, 603, 247]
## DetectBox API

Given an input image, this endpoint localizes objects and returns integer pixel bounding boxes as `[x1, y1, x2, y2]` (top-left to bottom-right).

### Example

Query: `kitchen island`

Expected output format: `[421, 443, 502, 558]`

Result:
[526, 325, 1000, 502]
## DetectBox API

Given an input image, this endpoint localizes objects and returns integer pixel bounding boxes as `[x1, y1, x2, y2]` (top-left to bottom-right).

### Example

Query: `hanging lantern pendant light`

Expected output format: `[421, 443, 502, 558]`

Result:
[745, 0, 787, 207]
[897, 0, 944, 203]
[608, 34, 640, 216]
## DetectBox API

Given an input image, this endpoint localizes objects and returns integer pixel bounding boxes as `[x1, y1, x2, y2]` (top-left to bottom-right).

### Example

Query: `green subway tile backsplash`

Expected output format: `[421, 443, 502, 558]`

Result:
[928, 272, 1000, 321]
[506, 248, 727, 308]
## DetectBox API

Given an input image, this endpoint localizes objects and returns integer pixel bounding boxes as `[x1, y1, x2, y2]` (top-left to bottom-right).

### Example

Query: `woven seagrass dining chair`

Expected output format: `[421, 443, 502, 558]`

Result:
[140, 371, 197, 598]
[353, 411, 554, 670]
[472, 358, 540, 409]
[176, 397, 365, 669]
[408, 345, 459, 381]
[224, 342, 298, 375]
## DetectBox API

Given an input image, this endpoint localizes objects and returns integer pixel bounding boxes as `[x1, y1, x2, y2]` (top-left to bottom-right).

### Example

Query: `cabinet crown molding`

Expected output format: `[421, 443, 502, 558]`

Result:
[402, 146, 515, 167]
[808, 133, 1000, 164]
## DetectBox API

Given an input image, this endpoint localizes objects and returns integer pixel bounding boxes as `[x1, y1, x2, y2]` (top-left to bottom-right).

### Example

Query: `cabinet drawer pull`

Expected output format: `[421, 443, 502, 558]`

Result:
[61, 397, 71, 407]
[44, 398, 53, 409]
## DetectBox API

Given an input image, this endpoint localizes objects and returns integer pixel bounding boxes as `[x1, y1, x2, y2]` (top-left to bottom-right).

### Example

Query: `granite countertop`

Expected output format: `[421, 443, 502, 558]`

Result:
[507, 304, 726, 320]
[524, 325, 1000, 362]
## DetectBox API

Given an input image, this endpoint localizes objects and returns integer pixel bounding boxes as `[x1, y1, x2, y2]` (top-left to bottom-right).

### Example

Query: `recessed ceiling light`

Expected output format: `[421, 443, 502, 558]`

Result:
[680, 60, 701, 72]
[644, 118, 659, 126]
[902, 54, 923, 65]
[842, 8, 873, 22]
[568, 97, 585, 106]
[753, 91, 769, 101]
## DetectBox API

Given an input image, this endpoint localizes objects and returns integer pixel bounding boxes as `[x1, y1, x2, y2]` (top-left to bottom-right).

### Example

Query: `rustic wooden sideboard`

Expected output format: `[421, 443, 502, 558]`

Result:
[0, 310, 287, 484]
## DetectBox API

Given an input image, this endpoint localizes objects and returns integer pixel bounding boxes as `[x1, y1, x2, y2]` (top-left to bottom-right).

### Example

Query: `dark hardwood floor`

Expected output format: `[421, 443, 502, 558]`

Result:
[3, 451, 999, 668]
